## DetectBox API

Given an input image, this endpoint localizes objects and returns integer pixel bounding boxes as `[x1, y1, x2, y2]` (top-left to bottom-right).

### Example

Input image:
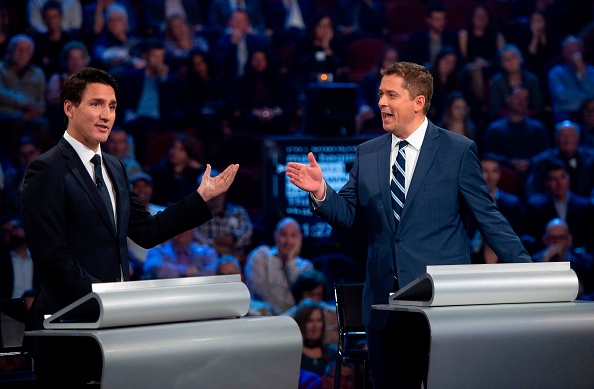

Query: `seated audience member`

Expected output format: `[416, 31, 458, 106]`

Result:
[229, 49, 298, 135]
[216, 255, 273, 316]
[525, 159, 594, 252]
[294, 299, 339, 377]
[0, 214, 37, 299]
[292, 12, 349, 86]
[483, 86, 550, 177]
[488, 44, 543, 121]
[355, 45, 398, 133]
[244, 217, 314, 314]
[45, 40, 90, 139]
[193, 169, 253, 260]
[437, 91, 475, 140]
[334, 0, 388, 44]
[28, 0, 82, 35]
[143, 0, 205, 38]
[548, 35, 594, 122]
[470, 154, 531, 262]
[91, 3, 142, 72]
[173, 49, 231, 149]
[283, 270, 339, 345]
[31, 0, 81, 79]
[428, 46, 461, 124]
[3, 136, 41, 215]
[147, 133, 205, 206]
[114, 38, 181, 165]
[143, 228, 218, 279]
[402, 1, 459, 68]
[208, 0, 265, 38]
[104, 126, 142, 176]
[526, 120, 594, 199]
[163, 14, 209, 75]
[212, 9, 272, 79]
[82, 0, 138, 42]
[577, 99, 594, 148]
[0, 34, 49, 149]
[126, 172, 165, 280]
[532, 218, 594, 300]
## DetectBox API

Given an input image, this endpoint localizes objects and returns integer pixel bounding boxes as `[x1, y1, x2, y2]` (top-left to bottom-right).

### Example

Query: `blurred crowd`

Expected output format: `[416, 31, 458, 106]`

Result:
[2, 1, 594, 387]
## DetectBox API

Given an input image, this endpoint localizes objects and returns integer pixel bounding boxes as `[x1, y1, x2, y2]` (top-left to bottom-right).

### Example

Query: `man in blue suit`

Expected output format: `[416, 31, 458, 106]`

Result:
[286, 61, 532, 388]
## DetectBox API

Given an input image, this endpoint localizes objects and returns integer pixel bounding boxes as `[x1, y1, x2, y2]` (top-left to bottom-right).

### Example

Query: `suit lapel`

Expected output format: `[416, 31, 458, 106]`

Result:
[376, 134, 396, 232]
[57, 139, 117, 237]
[401, 123, 440, 221]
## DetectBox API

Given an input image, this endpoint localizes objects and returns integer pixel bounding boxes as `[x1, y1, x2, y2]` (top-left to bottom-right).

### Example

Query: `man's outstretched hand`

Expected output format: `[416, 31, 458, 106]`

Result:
[197, 163, 239, 202]
[286, 152, 325, 199]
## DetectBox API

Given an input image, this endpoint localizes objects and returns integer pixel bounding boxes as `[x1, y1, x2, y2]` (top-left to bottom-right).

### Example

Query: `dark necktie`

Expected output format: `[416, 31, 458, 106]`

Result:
[391, 140, 408, 229]
[91, 154, 115, 229]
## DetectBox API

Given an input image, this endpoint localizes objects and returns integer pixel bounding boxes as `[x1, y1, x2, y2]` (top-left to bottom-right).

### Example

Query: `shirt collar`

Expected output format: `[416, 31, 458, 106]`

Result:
[63, 131, 104, 163]
[391, 117, 428, 151]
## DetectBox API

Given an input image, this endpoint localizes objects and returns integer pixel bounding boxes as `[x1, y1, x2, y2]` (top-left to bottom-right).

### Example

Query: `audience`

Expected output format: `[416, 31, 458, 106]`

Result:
[531, 218, 594, 300]
[437, 91, 475, 140]
[104, 126, 142, 176]
[525, 120, 594, 200]
[143, 228, 218, 279]
[193, 169, 253, 260]
[163, 13, 209, 75]
[27, 0, 83, 35]
[548, 35, 594, 122]
[3, 136, 41, 215]
[143, 0, 205, 38]
[244, 217, 314, 315]
[0, 214, 36, 299]
[428, 46, 461, 123]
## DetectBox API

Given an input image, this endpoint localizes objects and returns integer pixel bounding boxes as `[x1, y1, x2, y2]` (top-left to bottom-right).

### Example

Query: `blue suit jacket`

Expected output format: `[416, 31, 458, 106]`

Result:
[313, 122, 531, 330]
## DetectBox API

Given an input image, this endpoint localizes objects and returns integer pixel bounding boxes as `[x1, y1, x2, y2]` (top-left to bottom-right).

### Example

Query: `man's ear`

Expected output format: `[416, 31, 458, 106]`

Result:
[414, 95, 426, 113]
[64, 100, 73, 118]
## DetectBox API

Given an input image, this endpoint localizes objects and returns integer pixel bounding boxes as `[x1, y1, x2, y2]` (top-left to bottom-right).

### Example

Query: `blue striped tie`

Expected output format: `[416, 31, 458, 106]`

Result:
[391, 140, 408, 228]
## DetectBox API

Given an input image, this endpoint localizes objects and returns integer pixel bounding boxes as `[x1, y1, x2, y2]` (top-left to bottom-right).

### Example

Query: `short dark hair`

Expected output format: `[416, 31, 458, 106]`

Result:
[291, 270, 327, 302]
[544, 158, 567, 176]
[60, 67, 119, 108]
[42, 0, 62, 16]
[381, 61, 433, 114]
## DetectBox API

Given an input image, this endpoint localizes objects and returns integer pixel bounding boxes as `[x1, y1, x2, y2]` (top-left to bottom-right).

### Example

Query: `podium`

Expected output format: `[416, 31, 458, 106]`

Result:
[373, 262, 594, 388]
[26, 275, 302, 388]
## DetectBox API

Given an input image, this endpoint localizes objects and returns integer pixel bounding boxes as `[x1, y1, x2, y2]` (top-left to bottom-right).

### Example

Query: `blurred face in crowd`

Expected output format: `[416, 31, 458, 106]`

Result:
[555, 124, 580, 157]
[302, 285, 324, 302]
[171, 229, 194, 248]
[105, 130, 129, 159]
[449, 97, 469, 121]
[145, 47, 166, 70]
[169, 140, 190, 167]
[322, 364, 355, 389]
[426, 10, 446, 34]
[10, 38, 34, 71]
[381, 49, 398, 70]
[437, 52, 457, 76]
[507, 87, 529, 115]
[582, 100, 594, 128]
[501, 49, 522, 74]
[65, 82, 116, 151]
[274, 220, 302, 260]
[66, 47, 89, 75]
[132, 179, 153, 205]
[562, 37, 583, 63]
[230, 10, 250, 33]
[18, 142, 41, 167]
[471, 6, 490, 30]
[168, 16, 190, 41]
[43, 7, 62, 32]
[481, 159, 501, 194]
[303, 309, 324, 342]
[0, 219, 26, 251]
[546, 168, 570, 200]
[191, 53, 209, 78]
[314, 16, 333, 40]
[107, 9, 128, 36]
[251, 50, 267, 73]
[543, 223, 572, 251]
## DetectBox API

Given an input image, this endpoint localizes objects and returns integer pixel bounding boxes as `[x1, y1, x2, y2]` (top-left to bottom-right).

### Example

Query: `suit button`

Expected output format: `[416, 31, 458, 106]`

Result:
[394, 238, 400, 244]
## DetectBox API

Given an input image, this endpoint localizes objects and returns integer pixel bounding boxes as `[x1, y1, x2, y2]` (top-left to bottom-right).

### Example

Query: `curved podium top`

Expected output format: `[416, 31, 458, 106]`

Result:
[44, 275, 251, 329]
[388, 262, 579, 307]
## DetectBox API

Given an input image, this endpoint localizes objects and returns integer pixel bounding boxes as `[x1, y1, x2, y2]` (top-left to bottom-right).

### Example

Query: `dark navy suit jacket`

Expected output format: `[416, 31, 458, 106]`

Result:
[312, 122, 531, 331]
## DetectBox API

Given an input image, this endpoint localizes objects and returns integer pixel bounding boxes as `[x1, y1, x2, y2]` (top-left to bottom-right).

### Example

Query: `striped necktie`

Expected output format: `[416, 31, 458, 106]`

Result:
[391, 140, 408, 229]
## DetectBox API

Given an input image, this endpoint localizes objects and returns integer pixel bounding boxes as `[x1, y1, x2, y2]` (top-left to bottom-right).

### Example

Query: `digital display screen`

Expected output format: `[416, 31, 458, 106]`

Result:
[262, 135, 375, 254]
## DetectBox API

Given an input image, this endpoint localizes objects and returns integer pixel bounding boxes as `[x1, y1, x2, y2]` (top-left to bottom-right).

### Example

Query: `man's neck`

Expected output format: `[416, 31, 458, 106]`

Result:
[12, 246, 28, 259]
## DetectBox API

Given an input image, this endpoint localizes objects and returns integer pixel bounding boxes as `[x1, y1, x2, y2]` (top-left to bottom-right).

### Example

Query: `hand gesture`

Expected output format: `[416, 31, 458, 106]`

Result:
[197, 163, 239, 202]
[286, 152, 325, 198]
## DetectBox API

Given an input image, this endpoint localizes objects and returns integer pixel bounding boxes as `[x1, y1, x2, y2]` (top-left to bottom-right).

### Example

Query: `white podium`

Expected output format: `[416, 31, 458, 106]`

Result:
[374, 262, 594, 388]
[26, 275, 302, 388]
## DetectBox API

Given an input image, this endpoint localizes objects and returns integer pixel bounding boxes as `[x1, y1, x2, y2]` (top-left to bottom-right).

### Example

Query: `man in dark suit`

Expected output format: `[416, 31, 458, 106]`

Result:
[286, 61, 531, 388]
[21, 67, 239, 385]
